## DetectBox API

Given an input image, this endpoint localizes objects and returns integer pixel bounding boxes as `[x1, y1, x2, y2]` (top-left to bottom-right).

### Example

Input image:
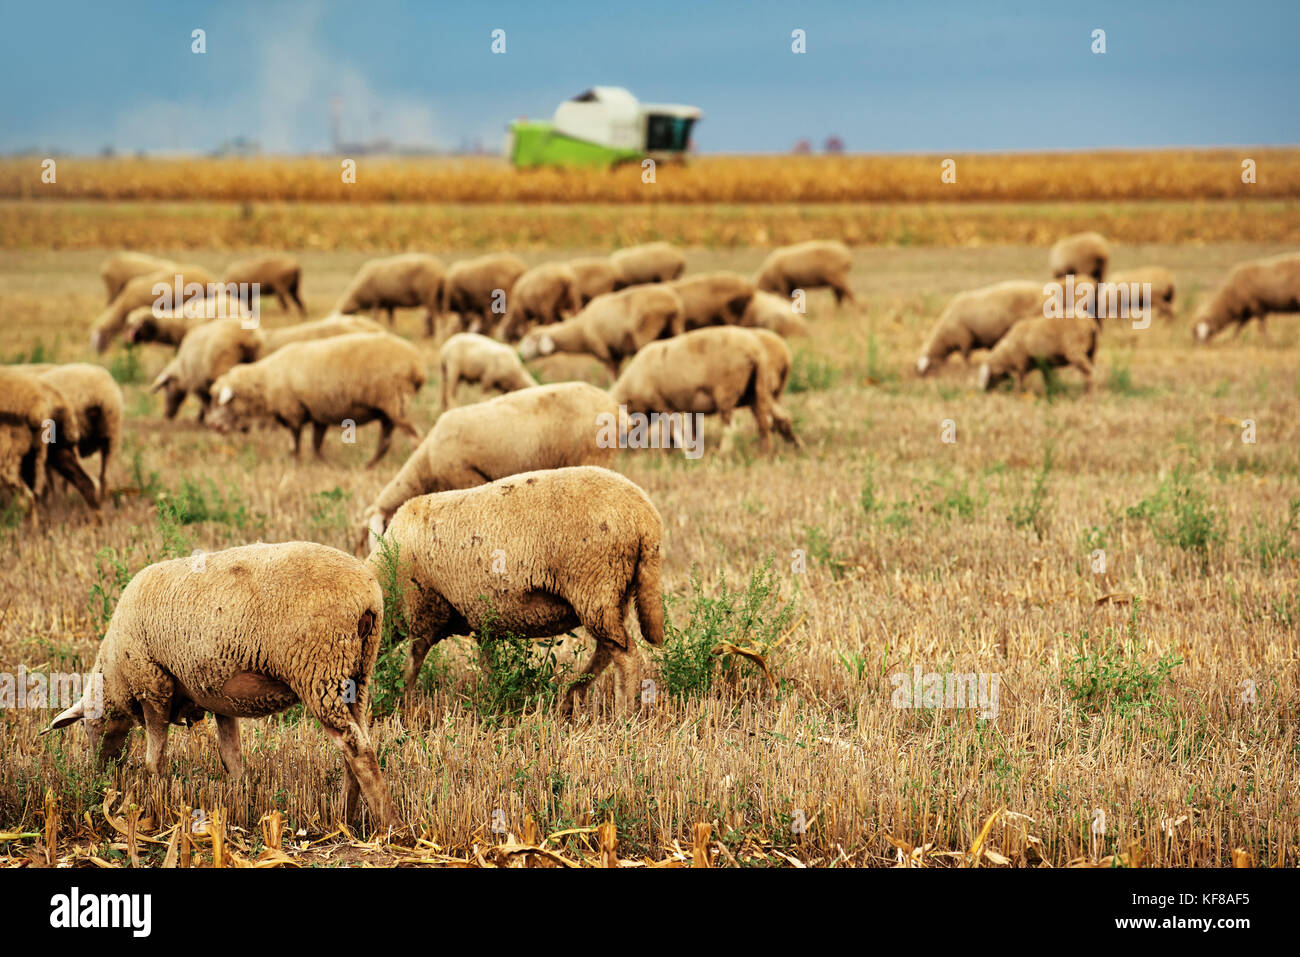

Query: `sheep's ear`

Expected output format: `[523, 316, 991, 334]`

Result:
[42, 700, 85, 734]
[217, 385, 234, 406]
[149, 372, 172, 393]
[539, 335, 555, 356]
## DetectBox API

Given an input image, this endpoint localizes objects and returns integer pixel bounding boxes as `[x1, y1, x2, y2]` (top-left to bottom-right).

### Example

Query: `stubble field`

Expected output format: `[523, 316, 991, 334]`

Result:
[1, 206, 1298, 867]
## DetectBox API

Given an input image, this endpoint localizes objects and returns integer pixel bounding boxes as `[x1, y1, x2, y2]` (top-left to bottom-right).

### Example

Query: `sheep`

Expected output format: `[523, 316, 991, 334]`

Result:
[668, 272, 756, 330]
[440, 253, 528, 337]
[754, 240, 855, 306]
[740, 290, 809, 337]
[610, 326, 800, 452]
[439, 332, 537, 408]
[610, 242, 687, 288]
[0, 368, 98, 514]
[149, 319, 266, 422]
[334, 253, 446, 332]
[569, 256, 619, 305]
[100, 252, 179, 303]
[90, 264, 221, 353]
[1192, 251, 1300, 343]
[517, 284, 686, 379]
[122, 290, 254, 348]
[43, 541, 394, 827]
[1049, 232, 1110, 281]
[30, 364, 123, 499]
[978, 279, 1102, 392]
[497, 262, 582, 341]
[1099, 267, 1176, 324]
[358, 381, 617, 551]
[916, 280, 1071, 375]
[206, 332, 425, 467]
[223, 254, 306, 317]
[260, 313, 384, 355]
[371, 466, 663, 713]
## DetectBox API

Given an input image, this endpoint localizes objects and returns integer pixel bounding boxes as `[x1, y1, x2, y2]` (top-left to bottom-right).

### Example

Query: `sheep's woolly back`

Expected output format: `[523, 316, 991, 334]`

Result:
[670, 272, 756, 329]
[610, 242, 687, 286]
[213, 332, 425, 427]
[442, 253, 527, 312]
[375, 465, 661, 637]
[261, 314, 384, 355]
[223, 255, 301, 287]
[100, 253, 179, 300]
[91, 264, 220, 350]
[95, 542, 383, 719]
[336, 253, 445, 314]
[370, 381, 616, 518]
[439, 333, 536, 394]
[568, 256, 619, 302]
[518, 284, 684, 366]
[33, 364, 124, 454]
[918, 280, 1049, 371]
[755, 240, 852, 292]
[611, 325, 784, 414]
[1194, 251, 1300, 339]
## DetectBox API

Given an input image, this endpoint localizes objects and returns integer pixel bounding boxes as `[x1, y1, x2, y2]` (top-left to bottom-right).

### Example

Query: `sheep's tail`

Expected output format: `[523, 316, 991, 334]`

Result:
[633, 534, 665, 646]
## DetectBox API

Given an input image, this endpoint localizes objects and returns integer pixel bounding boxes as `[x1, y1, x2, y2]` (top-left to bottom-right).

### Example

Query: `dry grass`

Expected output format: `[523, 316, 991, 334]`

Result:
[2, 239, 1299, 868]
[5, 150, 1300, 203]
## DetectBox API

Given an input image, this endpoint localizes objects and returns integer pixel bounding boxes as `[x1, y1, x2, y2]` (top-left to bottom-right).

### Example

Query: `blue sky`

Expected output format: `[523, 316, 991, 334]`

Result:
[2, 0, 1297, 154]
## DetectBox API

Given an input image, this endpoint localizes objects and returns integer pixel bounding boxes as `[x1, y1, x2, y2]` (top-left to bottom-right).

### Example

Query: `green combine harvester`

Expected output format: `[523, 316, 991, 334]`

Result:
[507, 86, 701, 169]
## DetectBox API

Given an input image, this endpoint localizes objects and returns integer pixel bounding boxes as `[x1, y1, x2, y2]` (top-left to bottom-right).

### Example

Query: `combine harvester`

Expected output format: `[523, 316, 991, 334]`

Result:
[507, 86, 701, 169]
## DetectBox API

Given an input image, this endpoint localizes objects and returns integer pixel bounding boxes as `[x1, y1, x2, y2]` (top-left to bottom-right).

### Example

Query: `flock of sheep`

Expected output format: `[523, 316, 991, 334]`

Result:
[5, 232, 1298, 828]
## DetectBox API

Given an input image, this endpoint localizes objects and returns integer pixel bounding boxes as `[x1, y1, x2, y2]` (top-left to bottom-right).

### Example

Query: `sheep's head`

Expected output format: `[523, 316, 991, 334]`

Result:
[518, 330, 556, 360]
[206, 376, 260, 434]
[42, 671, 133, 767]
[124, 314, 156, 345]
[358, 505, 393, 556]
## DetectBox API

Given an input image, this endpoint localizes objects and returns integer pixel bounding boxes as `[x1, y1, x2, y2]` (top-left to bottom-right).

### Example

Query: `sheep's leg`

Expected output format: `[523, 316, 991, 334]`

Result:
[1067, 353, 1095, 393]
[771, 401, 802, 448]
[289, 278, 307, 317]
[213, 714, 244, 776]
[405, 591, 453, 693]
[564, 641, 613, 717]
[98, 443, 111, 498]
[141, 701, 171, 775]
[310, 422, 328, 461]
[832, 279, 856, 307]
[1256, 315, 1271, 343]
[288, 422, 303, 459]
[440, 367, 456, 410]
[385, 307, 395, 326]
[367, 420, 394, 469]
[319, 719, 393, 828]
[396, 417, 420, 442]
[164, 385, 185, 420]
[275, 289, 291, 313]
[49, 447, 99, 509]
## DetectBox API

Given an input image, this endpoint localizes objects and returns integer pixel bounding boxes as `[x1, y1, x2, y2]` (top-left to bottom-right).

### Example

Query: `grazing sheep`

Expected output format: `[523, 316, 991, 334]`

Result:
[916, 280, 1071, 375]
[261, 313, 384, 355]
[0, 368, 98, 514]
[740, 290, 809, 337]
[1049, 232, 1110, 281]
[359, 381, 616, 551]
[223, 254, 306, 317]
[611, 326, 800, 452]
[610, 242, 687, 288]
[1192, 251, 1300, 343]
[122, 290, 254, 348]
[669, 272, 756, 330]
[372, 466, 664, 713]
[1101, 267, 1176, 323]
[207, 332, 425, 467]
[978, 282, 1101, 392]
[755, 240, 855, 306]
[149, 319, 266, 422]
[440, 253, 528, 337]
[569, 256, 619, 305]
[90, 264, 221, 353]
[498, 262, 582, 341]
[100, 252, 178, 303]
[517, 284, 686, 378]
[29, 364, 123, 499]
[439, 332, 537, 408]
[334, 253, 446, 331]
[43, 541, 394, 827]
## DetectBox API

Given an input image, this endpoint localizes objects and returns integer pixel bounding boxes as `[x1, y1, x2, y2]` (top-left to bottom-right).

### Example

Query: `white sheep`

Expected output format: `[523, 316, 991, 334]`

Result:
[498, 262, 582, 340]
[207, 332, 425, 467]
[741, 290, 809, 337]
[359, 381, 617, 551]
[43, 541, 394, 827]
[223, 254, 306, 317]
[438, 332, 537, 408]
[440, 253, 527, 336]
[1192, 251, 1300, 343]
[755, 240, 855, 306]
[516, 284, 685, 378]
[669, 272, 756, 330]
[100, 252, 179, 303]
[334, 253, 446, 333]
[610, 242, 687, 288]
[1049, 232, 1110, 281]
[978, 278, 1101, 392]
[149, 319, 266, 422]
[25, 363, 123, 499]
[260, 313, 385, 354]
[0, 367, 99, 516]
[91, 264, 221, 353]
[916, 280, 1059, 375]
[372, 466, 664, 713]
[611, 326, 800, 452]
[569, 256, 619, 305]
